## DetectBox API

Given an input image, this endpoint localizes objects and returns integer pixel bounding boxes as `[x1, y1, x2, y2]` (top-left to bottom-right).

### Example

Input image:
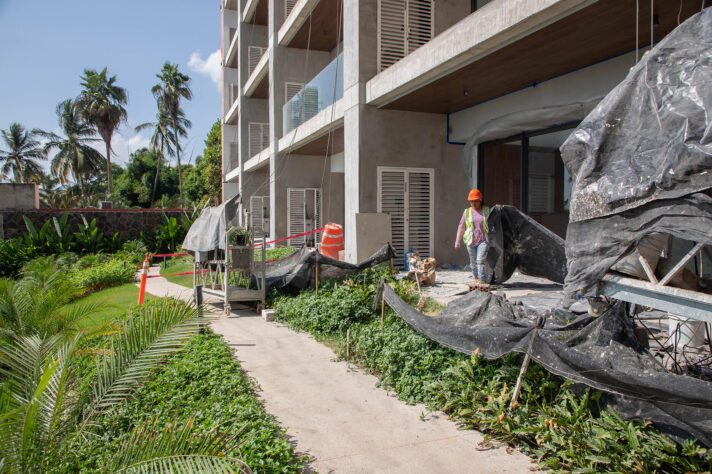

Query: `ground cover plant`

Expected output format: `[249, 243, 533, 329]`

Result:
[64, 330, 306, 473]
[271, 266, 712, 472]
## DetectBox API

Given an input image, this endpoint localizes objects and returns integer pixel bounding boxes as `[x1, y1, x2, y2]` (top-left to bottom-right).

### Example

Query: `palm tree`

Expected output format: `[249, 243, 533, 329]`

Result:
[0, 123, 45, 183]
[135, 105, 189, 207]
[152, 62, 192, 207]
[35, 100, 106, 196]
[77, 68, 128, 198]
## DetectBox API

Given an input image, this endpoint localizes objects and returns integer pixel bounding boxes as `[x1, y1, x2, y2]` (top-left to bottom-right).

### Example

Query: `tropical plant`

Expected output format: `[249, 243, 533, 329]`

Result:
[77, 67, 128, 197]
[35, 100, 106, 195]
[0, 123, 45, 183]
[73, 215, 103, 253]
[23, 212, 73, 254]
[0, 257, 100, 338]
[0, 238, 34, 278]
[135, 107, 188, 207]
[152, 62, 192, 207]
[0, 299, 247, 472]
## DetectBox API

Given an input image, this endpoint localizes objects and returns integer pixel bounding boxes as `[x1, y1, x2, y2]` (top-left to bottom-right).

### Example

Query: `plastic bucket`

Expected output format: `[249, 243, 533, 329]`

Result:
[320, 223, 344, 259]
[668, 315, 707, 349]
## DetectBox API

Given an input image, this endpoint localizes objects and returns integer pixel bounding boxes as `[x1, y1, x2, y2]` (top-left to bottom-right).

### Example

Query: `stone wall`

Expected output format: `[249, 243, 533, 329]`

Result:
[0, 209, 189, 240]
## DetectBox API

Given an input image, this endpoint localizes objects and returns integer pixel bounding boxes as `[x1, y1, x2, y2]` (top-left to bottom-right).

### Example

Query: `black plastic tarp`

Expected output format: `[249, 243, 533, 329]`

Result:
[255, 244, 397, 290]
[379, 283, 712, 444]
[561, 8, 712, 298]
[486, 206, 567, 284]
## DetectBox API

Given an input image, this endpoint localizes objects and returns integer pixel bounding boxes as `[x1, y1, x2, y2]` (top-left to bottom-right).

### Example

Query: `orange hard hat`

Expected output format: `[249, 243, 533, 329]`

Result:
[467, 189, 482, 201]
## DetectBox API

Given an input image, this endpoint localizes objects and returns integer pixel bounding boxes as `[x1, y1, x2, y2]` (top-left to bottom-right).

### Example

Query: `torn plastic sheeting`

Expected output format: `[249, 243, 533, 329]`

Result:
[379, 282, 712, 445]
[254, 244, 397, 290]
[561, 9, 712, 223]
[461, 98, 602, 184]
[486, 205, 567, 284]
[561, 9, 712, 299]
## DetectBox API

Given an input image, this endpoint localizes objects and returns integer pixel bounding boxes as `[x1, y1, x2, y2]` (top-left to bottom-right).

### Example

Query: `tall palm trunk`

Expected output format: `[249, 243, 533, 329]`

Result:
[171, 116, 184, 208]
[104, 138, 112, 197]
[150, 151, 161, 207]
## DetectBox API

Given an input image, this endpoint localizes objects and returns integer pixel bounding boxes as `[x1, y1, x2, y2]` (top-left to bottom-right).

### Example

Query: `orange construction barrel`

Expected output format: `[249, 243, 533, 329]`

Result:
[320, 222, 344, 259]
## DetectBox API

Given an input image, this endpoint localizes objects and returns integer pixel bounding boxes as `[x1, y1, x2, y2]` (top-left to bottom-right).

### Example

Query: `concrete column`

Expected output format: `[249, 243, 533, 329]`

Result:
[343, 0, 378, 262]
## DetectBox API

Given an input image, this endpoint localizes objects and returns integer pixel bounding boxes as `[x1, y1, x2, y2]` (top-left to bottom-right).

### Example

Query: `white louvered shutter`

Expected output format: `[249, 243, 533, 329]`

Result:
[313, 189, 322, 245]
[285, 0, 298, 18]
[406, 0, 433, 54]
[378, 0, 433, 72]
[528, 175, 554, 213]
[406, 170, 433, 259]
[378, 167, 433, 267]
[288, 188, 306, 246]
[248, 46, 266, 76]
[249, 122, 269, 158]
[250, 196, 265, 234]
[285, 82, 304, 102]
[378, 169, 406, 265]
[378, 0, 406, 72]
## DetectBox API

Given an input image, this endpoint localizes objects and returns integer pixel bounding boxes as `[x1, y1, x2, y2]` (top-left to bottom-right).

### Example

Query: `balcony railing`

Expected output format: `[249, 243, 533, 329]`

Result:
[283, 53, 343, 135]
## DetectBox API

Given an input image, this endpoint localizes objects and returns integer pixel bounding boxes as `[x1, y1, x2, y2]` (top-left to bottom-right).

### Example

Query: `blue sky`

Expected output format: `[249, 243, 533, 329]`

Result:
[0, 0, 222, 170]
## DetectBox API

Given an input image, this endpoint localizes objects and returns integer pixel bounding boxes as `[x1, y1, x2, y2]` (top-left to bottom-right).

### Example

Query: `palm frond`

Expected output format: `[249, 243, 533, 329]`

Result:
[84, 299, 206, 422]
[117, 455, 250, 473]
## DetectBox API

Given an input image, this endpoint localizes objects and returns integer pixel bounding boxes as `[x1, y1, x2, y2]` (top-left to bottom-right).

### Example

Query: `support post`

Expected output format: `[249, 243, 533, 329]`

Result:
[195, 284, 204, 334]
[381, 291, 386, 327]
[316, 262, 320, 296]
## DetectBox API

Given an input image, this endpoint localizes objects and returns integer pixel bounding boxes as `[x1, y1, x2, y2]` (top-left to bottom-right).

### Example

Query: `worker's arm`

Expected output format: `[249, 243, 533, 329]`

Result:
[454, 211, 466, 249]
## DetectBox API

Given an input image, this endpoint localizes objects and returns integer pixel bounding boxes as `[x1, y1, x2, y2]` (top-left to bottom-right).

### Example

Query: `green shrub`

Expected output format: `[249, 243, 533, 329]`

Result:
[0, 238, 34, 278]
[62, 331, 306, 473]
[71, 258, 135, 294]
[74, 253, 112, 270]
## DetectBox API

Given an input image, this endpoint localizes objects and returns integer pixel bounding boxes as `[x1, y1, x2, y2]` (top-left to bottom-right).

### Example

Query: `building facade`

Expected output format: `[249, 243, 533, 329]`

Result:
[221, 0, 702, 266]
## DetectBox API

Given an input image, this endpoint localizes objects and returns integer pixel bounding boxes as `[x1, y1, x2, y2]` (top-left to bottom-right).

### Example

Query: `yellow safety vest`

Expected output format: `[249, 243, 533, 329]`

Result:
[462, 206, 490, 246]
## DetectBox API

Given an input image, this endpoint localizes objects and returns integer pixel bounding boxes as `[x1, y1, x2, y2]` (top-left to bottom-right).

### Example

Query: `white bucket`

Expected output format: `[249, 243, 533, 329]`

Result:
[668, 315, 707, 349]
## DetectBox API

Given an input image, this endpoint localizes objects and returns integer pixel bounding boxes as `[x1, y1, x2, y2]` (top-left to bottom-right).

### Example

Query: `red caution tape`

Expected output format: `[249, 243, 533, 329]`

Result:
[151, 253, 190, 258]
[254, 227, 325, 247]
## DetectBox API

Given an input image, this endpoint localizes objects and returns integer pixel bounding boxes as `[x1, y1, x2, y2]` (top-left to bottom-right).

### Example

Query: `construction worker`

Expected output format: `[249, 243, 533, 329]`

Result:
[454, 189, 491, 285]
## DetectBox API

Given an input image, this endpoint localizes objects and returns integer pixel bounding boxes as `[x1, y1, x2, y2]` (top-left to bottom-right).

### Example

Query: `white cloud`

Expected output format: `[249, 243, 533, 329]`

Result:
[90, 131, 151, 167]
[188, 49, 221, 87]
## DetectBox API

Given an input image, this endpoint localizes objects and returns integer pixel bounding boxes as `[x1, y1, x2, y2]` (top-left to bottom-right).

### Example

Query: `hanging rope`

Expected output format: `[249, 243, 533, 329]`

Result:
[636, 0, 640, 63]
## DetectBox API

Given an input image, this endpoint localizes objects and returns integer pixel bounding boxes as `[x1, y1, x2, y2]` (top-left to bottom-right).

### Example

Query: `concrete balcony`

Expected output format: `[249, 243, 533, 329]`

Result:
[223, 0, 237, 11]
[225, 166, 240, 183]
[244, 146, 271, 172]
[224, 30, 239, 68]
[243, 0, 268, 25]
[243, 48, 270, 99]
[278, 0, 341, 51]
[224, 98, 239, 125]
[279, 97, 344, 155]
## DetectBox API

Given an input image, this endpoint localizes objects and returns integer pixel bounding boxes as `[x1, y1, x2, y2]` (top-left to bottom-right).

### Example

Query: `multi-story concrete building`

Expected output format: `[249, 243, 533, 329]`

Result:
[221, 0, 702, 266]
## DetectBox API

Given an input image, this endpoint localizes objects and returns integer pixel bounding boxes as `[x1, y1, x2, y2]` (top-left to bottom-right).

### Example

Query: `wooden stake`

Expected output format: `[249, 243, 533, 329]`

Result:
[389, 258, 393, 274]
[381, 291, 386, 327]
[509, 353, 531, 413]
[315, 262, 320, 296]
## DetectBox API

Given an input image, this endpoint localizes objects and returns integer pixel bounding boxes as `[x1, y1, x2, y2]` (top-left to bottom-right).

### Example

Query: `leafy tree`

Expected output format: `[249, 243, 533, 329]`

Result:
[196, 120, 222, 205]
[77, 68, 128, 197]
[115, 148, 182, 208]
[0, 123, 45, 183]
[152, 62, 192, 207]
[35, 100, 106, 195]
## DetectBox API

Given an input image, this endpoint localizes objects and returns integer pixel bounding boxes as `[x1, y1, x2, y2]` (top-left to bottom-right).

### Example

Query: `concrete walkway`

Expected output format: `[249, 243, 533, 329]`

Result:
[141, 268, 533, 473]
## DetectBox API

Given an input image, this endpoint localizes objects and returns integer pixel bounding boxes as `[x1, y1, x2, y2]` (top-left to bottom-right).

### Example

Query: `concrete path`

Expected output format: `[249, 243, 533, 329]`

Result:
[141, 268, 533, 473]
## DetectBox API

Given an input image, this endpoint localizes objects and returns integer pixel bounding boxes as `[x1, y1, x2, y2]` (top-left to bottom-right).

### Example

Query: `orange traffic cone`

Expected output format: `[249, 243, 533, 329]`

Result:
[138, 253, 149, 304]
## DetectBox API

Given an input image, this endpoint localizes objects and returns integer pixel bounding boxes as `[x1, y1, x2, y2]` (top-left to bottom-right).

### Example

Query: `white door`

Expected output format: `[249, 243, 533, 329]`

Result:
[287, 188, 322, 247]
[378, 167, 434, 267]
[250, 196, 269, 236]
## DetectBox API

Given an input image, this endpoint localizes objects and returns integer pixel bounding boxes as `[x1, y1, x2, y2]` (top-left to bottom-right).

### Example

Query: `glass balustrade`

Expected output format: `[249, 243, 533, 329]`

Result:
[283, 52, 343, 135]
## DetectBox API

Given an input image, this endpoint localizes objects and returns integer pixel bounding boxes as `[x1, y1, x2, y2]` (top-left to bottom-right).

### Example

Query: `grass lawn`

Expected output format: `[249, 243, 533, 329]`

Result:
[160, 257, 195, 288]
[68, 283, 155, 331]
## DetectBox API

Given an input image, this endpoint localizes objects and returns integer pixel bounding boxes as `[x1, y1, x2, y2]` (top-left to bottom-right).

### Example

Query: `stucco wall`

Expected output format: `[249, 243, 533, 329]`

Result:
[0, 209, 188, 240]
[0, 183, 38, 210]
[357, 108, 470, 266]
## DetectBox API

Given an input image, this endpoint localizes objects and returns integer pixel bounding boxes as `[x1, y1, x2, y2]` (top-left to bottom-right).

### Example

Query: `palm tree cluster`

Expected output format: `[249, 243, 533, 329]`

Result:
[0, 63, 193, 208]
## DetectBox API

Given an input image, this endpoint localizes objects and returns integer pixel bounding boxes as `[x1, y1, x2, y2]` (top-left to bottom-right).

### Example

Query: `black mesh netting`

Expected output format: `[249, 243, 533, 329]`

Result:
[379, 283, 712, 444]
[254, 244, 397, 290]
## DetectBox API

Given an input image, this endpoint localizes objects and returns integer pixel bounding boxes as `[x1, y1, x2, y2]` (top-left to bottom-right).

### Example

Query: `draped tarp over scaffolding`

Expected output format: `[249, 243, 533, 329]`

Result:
[561, 8, 712, 298]
[255, 244, 397, 290]
[182, 194, 240, 253]
[379, 283, 712, 444]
